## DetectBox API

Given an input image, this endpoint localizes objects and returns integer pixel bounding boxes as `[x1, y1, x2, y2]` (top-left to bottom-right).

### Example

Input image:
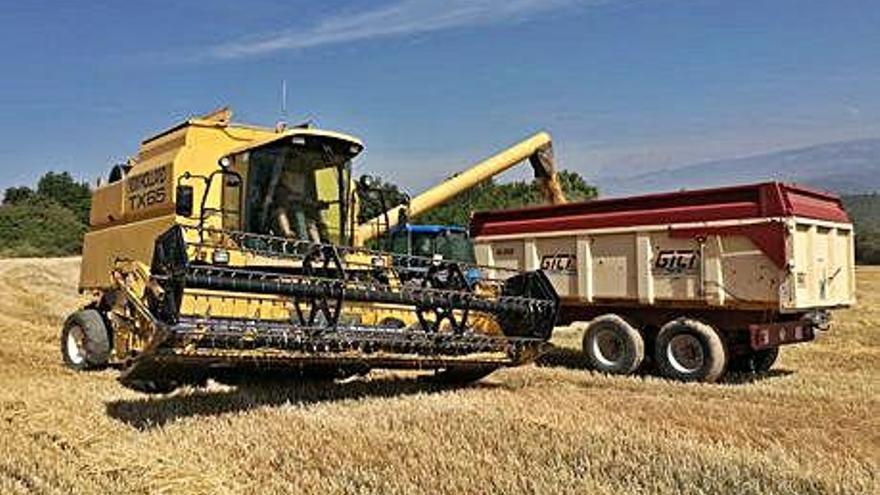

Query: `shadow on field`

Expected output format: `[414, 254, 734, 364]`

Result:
[536, 344, 795, 384]
[536, 345, 590, 370]
[720, 369, 794, 384]
[106, 376, 493, 430]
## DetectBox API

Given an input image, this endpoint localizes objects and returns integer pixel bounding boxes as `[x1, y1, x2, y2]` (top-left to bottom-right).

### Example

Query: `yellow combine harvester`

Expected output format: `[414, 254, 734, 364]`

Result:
[61, 108, 561, 393]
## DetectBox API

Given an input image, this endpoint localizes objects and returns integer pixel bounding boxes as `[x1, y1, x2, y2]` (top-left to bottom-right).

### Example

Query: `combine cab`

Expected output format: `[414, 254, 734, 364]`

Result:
[62, 108, 559, 392]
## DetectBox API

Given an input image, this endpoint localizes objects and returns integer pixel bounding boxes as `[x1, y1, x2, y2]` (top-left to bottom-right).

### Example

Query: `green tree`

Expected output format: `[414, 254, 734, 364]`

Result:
[36, 172, 91, 225]
[356, 176, 410, 224]
[3, 186, 34, 205]
[0, 196, 87, 257]
[842, 194, 880, 265]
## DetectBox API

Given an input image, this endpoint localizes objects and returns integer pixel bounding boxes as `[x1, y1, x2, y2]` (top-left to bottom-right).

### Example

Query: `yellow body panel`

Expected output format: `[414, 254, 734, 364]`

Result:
[80, 214, 176, 289]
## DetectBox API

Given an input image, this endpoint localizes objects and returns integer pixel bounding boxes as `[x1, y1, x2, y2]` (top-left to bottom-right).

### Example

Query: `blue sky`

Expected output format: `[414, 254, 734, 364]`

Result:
[2, 0, 879, 193]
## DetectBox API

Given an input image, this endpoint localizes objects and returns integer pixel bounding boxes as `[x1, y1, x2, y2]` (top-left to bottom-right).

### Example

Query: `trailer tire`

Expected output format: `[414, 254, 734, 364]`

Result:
[61, 309, 111, 371]
[655, 318, 726, 382]
[581, 314, 645, 375]
[729, 347, 779, 374]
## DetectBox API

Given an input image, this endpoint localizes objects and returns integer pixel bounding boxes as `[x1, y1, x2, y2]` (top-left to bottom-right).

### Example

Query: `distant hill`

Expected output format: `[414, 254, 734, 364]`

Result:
[597, 138, 880, 197]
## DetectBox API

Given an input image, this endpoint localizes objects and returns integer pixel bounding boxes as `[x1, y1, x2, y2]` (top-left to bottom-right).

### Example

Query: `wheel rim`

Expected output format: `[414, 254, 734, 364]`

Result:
[592, 328, 625, 367]
[66, 325, 86, 365]
[666, 334, 704, 374]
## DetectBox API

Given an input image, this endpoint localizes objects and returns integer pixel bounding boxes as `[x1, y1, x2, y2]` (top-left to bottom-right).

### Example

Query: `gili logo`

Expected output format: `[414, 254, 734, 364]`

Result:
[654, 250, 699, 274]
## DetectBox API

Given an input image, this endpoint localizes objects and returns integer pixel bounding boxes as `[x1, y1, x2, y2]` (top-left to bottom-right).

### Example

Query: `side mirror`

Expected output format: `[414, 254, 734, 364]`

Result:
[176, 185, 194, 217]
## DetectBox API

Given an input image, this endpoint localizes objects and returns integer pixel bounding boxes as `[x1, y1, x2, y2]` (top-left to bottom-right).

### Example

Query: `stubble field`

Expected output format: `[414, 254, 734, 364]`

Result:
[0, 258, 876, 494]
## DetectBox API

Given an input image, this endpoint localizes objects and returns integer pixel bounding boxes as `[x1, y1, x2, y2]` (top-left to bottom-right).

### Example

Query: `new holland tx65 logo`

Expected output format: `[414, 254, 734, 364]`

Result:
[653, 250, 699, 275]
[127, 166, 169, 211]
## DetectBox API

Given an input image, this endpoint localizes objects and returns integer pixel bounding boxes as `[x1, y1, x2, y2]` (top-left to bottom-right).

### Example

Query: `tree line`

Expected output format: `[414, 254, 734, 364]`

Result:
[842, 194, 880, 264]
[357, 170, 598, 226]
[3, 170, 880, 266]
[0, 172, 91, 257]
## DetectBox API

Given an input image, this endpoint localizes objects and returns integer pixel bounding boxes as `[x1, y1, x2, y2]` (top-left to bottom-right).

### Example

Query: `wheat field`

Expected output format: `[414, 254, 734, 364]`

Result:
[0, 257, 876, 494]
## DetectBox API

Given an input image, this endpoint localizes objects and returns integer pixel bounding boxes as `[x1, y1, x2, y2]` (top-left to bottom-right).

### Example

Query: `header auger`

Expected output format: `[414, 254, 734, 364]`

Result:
[62, 108, 560, 393]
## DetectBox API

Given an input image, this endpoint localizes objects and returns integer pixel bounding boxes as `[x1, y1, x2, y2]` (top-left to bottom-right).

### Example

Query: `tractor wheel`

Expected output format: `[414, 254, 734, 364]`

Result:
[61, 309, 110, 370]
[729, 347, 779, 374]
[655, 318, 727, 382]
[581, 314, 645, 375]
[431, 365, 499, 384]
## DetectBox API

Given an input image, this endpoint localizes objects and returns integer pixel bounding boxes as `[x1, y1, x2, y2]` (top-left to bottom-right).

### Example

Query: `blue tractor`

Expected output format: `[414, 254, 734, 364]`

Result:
[387, 223, 481, 285]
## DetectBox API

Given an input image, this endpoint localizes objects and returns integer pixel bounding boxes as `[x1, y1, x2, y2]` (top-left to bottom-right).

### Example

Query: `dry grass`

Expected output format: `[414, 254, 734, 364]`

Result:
[0, 258, 876, 494]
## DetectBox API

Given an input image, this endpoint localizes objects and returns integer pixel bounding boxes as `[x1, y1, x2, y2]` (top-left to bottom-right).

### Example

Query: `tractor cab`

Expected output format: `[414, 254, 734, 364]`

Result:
[387, 223, 480, 285]
[388, 223, 475, 263]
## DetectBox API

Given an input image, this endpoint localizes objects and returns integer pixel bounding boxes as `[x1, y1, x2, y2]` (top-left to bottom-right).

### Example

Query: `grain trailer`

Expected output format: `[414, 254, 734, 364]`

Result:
[471, 182, 855, 381]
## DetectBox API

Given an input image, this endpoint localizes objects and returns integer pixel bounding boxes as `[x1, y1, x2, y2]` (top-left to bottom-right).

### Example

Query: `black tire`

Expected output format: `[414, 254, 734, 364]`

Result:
[581, 314, 645, 375]
[729, 347, 779, 374]
[655, 318, 726, 382]
[431, 365, 499, 384]
[61, 309, 111, 370]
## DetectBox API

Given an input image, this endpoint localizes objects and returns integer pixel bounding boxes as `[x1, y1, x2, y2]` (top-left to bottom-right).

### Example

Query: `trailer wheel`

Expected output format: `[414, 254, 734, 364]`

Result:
[729, 347, 779, 374]
[655, 318, 726, 382]
[581, 314, 645, 375]
[61, 309, 110, 370]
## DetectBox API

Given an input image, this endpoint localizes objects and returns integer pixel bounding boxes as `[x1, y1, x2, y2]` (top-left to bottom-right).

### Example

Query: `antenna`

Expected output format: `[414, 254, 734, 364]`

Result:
[282, 79, 288, 118]
[276, 79, 288, 132]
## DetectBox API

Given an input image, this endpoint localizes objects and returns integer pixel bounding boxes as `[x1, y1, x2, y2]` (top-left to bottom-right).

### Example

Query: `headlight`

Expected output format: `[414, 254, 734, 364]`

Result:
[371, 256, 386, 268]
[212, 249, 230, 265]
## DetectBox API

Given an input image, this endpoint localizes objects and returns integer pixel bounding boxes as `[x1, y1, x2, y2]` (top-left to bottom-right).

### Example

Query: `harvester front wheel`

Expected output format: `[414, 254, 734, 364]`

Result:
[61, 309, 110, 371]
[655, 318, 726, 382]
[581, 314, 645, 375]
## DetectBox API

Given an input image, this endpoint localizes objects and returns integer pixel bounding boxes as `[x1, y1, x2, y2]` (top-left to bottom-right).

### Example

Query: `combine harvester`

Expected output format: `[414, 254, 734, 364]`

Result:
[60, 108, 563, 393]
[471, 183, 856, 381]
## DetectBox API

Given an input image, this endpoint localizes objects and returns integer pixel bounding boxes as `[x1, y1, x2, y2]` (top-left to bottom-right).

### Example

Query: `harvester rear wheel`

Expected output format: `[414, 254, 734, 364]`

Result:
[655, 318, 726, 382]
[581, 314, 645, 375]
[60, 309, 110, 371]
[728, 347, 779, 374]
